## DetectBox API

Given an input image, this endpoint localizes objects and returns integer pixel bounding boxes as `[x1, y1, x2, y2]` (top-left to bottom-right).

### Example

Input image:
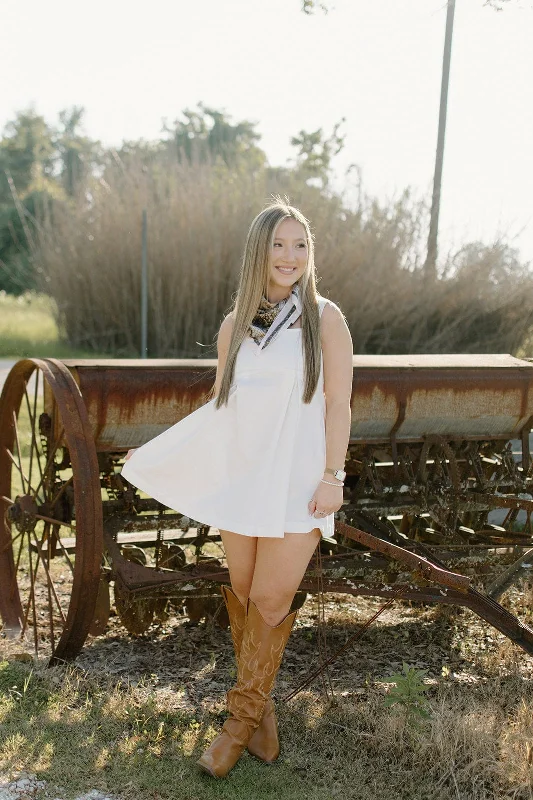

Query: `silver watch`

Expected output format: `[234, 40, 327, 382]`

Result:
[325, 467, 346, 482]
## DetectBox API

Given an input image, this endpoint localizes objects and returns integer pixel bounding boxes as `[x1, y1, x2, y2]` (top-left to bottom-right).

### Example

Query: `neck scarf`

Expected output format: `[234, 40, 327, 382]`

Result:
[249, 283, 303, 352]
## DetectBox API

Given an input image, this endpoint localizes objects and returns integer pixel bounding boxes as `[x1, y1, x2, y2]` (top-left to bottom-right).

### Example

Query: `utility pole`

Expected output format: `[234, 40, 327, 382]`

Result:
[425, 0, 456, 280]
[141, 209, 148, 358]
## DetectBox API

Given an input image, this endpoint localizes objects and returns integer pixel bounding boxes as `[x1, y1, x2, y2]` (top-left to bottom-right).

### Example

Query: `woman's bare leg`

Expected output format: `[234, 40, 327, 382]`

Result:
[249, 529, 321, 626]
[219, 529, 258, 606]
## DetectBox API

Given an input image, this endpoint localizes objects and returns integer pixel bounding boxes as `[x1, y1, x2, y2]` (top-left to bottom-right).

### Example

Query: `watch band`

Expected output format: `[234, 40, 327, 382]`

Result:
[325, 466, 347, 481]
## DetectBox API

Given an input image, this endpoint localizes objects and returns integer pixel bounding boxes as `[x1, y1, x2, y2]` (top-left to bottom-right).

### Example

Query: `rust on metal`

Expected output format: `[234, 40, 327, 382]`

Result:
[59, 354, 533, 449]
[349, 354, 533, 444]
[67, 360, 217, 451]
[52, 354, 533, 449]
[335, 521, 470, 592]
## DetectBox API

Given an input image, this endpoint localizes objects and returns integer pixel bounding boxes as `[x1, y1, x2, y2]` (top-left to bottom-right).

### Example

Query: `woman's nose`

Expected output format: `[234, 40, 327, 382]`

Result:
[282, 246, 297, 262]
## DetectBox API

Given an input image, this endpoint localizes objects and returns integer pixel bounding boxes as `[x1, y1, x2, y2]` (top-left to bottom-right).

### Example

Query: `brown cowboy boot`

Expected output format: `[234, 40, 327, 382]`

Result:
[197, 597, 297, 778]
[222, 585, 281, 763]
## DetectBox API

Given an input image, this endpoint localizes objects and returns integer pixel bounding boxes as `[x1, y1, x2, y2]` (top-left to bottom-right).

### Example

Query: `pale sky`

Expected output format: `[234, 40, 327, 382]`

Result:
[2, 0, 532, 264]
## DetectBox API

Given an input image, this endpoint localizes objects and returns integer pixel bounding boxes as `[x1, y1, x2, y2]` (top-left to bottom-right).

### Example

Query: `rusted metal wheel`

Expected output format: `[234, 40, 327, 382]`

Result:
[0, 358, 103, 663]
[417, 435, 461, 539]
[114, 545, 155, 635]
[153, 544, 188, 622]
[418, 435, 460, 493]
[114, 581, 155, 636]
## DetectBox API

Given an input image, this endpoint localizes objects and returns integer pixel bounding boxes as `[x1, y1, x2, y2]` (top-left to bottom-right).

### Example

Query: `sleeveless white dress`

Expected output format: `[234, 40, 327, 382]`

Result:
[121, 297, 335, 539]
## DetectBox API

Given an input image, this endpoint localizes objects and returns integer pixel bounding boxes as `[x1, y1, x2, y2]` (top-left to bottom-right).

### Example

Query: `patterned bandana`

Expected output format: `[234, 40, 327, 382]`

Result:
[249, 283, 303, 352]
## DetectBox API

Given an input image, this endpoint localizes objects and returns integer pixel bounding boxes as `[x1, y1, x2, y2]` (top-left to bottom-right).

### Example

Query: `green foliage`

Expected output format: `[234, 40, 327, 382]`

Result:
[0, 203, 34, 294]
[290, 119, 347, 187]
[55, 106, 101, 197]
[160, 102, 266, 170]
[0, 190, 54, 294]
[0, 111, 56, 293]
[0, 291, 104, 358]
[0, 110, 56, 205]
[2, 102, 531, 363]
[382, 662, 431, 721]
[0, 107, 102, 294]
[302, 0, 332, 13]
[0, 661, 51, 713]
[0, 104, 272, 296]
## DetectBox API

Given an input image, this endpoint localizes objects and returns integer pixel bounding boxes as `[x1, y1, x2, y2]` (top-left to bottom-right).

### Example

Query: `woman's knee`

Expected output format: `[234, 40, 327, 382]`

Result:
[220, 530, 257, 606]
[248, 588, 294, 626]
[231, 578, 253, 607]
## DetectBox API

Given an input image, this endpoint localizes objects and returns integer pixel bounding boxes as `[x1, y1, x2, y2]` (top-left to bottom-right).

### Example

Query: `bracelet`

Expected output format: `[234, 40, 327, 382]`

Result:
[320, 479, 344, 487]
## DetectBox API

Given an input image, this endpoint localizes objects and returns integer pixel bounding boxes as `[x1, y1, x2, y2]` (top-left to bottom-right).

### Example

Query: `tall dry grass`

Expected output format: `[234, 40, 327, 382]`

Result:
[33, 153, 533, 358]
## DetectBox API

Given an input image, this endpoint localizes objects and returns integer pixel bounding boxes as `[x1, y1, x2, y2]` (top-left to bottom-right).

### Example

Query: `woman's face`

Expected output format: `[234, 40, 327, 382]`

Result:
[267, 217, 308, 298]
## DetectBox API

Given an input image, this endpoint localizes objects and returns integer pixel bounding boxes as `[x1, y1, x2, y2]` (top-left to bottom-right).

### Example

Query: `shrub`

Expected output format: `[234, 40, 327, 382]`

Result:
[32, 154, 533, 358]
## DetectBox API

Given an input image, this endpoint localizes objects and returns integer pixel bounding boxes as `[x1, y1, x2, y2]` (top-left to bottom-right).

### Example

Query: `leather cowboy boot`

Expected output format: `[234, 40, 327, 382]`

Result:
[221, 585, 281, 763]
[197, 597, 297, 778]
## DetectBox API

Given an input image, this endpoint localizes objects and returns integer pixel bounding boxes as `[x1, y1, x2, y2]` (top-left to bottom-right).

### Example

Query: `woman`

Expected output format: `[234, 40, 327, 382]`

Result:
[122, 198, 353, 778]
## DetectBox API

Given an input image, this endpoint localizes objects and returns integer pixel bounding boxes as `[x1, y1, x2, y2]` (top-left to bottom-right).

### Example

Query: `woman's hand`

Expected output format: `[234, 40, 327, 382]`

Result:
[308, 480, 344, 519]
[125, 449, 137, 461]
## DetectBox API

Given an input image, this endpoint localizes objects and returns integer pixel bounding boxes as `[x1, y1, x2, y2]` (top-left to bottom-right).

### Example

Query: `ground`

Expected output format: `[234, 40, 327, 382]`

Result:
[2, 587, 533, 800]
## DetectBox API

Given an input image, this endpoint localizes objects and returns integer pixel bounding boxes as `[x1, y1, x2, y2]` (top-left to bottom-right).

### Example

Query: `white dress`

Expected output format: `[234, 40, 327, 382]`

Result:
[121, 297, 335, 539]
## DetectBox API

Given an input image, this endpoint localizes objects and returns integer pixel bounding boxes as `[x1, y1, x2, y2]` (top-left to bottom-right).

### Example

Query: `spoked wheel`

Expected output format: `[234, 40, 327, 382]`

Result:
[417, 435, 462, 541]
[0, 358, 103, 663]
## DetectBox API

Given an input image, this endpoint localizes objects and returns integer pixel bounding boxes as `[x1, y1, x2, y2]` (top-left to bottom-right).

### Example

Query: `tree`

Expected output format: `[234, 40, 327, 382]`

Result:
[0, 109, 56, 205]
[53, 107, 101, 197]
[161, 103, 266, 170]
[0, 111, 57, 292]
[0, 107, 103, 293]
[484, 0, 532, 8]
[290, 119, 346, 187]
[301, 0, 332, 13]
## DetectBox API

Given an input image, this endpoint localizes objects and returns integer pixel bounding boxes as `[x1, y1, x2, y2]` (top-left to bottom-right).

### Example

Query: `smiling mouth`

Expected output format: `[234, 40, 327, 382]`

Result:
[276, 266, 297, 274]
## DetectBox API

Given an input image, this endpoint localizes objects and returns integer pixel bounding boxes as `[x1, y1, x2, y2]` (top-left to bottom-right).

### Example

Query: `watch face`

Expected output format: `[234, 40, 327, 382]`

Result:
[326, 467, 346, 481]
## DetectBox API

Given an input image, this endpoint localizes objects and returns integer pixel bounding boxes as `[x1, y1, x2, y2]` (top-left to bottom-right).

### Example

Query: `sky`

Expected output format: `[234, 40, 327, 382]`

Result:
[1, 0, 532, 265]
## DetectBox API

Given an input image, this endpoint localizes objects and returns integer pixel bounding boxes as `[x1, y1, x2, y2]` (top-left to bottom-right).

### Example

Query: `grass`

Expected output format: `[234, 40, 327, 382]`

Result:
[0, 291, 106, 358]
[1, 641, 533, 800]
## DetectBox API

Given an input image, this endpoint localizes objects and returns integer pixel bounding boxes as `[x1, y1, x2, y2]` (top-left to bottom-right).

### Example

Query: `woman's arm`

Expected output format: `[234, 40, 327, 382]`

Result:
[308, 301, 353, 518]
[321, 301, 353, 475]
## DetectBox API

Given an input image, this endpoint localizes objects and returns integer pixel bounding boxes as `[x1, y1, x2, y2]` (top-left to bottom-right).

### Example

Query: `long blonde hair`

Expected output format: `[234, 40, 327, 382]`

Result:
[215, 198, 322, 409]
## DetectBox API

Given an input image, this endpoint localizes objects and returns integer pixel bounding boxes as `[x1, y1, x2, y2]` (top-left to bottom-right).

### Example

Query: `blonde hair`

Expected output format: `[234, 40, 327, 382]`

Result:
[215, 197, 322, 409]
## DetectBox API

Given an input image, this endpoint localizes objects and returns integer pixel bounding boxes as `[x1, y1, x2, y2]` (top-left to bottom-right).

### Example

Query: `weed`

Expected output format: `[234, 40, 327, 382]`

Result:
[382, 661, 431, 722]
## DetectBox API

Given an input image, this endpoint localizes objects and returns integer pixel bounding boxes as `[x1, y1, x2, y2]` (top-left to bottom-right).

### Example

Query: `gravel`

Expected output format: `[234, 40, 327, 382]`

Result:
[0, 774, 116, 800]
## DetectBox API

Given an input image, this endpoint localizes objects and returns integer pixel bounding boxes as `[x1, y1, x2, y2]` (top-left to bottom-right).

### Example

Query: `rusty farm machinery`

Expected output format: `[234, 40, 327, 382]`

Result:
[2, 354, 533, 664]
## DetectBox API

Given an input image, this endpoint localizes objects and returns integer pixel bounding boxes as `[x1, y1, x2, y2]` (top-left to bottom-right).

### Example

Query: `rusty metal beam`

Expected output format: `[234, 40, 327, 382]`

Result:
[334, 521, 533, 656]
[335, 520, 470, 592]
[487, 547, 533, 601]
